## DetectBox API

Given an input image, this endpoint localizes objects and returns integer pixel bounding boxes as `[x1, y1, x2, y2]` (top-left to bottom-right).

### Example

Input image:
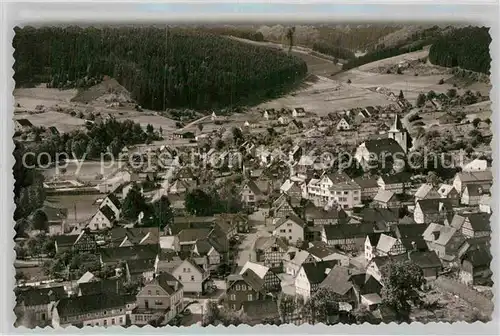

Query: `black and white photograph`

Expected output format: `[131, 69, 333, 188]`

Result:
[8, 5, 495, 330]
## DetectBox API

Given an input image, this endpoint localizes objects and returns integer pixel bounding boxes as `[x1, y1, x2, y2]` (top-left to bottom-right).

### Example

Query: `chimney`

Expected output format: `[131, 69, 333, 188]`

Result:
[411, 241, 417, 251]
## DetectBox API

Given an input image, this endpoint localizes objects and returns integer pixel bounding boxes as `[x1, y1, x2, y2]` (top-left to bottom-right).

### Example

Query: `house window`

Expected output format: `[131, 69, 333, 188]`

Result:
[230, 294, 236, 300]
[155, 300, 163, 305]
[241, 285, 246, 290]
[288, 229, 292, 233]
[247, 294, 253, 301]
[119, 317, 123, 324]
[191, 276, 195, 281]
[96, 322, 99, 326]
[280, 229, 286, 233]
[156, 290, 160, 295]
[287, 223, 292, 227]
[232, 304, 237, 310]
[236, 285, 241, 290]
[148, 290, 151, 295]
[289, 236, 292, 240]
[344, 191, 348, 195]
[112, 318, 115, 325]
[179, 275, 182, 281]
[104, 320, 108, 326]
[187, 268, 191, 273]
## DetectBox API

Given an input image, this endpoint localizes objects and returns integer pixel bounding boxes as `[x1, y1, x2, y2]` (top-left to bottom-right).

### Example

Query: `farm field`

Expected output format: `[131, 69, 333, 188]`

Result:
[14, 111, 87, 134]
[40, 160, 122, 182]
[46, 193, 104, 224]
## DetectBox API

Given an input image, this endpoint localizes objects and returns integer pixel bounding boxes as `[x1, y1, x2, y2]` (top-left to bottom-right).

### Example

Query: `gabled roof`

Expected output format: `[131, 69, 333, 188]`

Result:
[177, 228, 211, 242]
[375, 234, 399, 254]
[463, 184, 486, 196]
[320, 265, 364, 295]
[305, 205, 348, 221]
[150, 272, 183, 294]
[253, 236, 288, 252]
[54, 234, 79, 248]
[323, 223, 374, 240]
[437, 184, 457, 197]
[415, 183, 436, 199]
[378, 172, 411, 185]
[307, 241, 343, 259]
[408, 251, 441, 269]
[242, 179, 263, 196]
[127, 258, 156, 274]
[373, 189, 396, 203]
[450, 213, 491, 232]
[105, 193, 122, 210]
[353, 177, 379, 189]
[456, 170, 493, 183]
[416, 198, 453, 214]
[111, 227, 160, 246]
[274, 214, 306, 229]
[16, 118, 33, 127]
[79, 278, 123, 296]
[55, 293, 125, 318]
[461, 249, 492, 267]
[239, 261, 269, 279]
[241, 268, 265, 292]
[301, 260, 338, 285]
[422, 223, 458, 246]
[17, 286, 66, 306]
[98, 204, 116, 222]
[194, 238, 214, 255]
[100, 244, 159, 263]
[361, 208, 399, 223]
[392, 224, 427, 250]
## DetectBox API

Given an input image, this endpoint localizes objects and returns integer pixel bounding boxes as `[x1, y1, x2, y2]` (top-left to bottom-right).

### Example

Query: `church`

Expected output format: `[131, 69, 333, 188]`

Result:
[354, 114, 412, 171]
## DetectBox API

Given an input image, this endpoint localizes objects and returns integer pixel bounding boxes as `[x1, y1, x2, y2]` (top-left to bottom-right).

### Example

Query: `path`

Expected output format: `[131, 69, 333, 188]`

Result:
[236, 223, 271, 267]
[179, 115, 211, 132]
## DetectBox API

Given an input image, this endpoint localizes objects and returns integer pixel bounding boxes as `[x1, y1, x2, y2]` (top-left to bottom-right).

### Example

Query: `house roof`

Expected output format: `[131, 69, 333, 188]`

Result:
[461, 249, 492, 267]
[360, 208, 399, 224]
[40, 204, 68, 222]
[305, 205, 349, 221]
[323, 223, 374, 240]
[241, 268, 265, 292]
[398, 215, 416, 225]
[408, 251, 442, 269]
[127, 258, 156, 274]
[111, 227, 160, 246]
[16, 118, 33, 127]
[79, 278, 123, 296]
[422, 223, 458, 246]
[376, 234, 399, 254]
[416, 198, 453, 214]
[392, 224, 427, 250]
[373, 189, 396, 203]
[194, 239, 214, 255]
[379, 172, 411, 185]
[17, 286, 66, 306]
[99, 204, 116, 222]
[463, 184, 486, 196]
[54, 234, 79, 248]
[177, 228, 211, 242]
[456, 171, 493, 183]
[239, 261, 269, 279]
[307, 241, 343, 259]
[151, 272, 183, 294]
[450, 213, 491, 232]
[275, 214, 306, 229]
[105, 193, 122, 210]
[320, 265, 364, 295]
[55, 293, 125, 318]
[284, 248, 311, 266]
[253, 236, 288, 252]
[438, 184, 457, 197]
[415, 183, 436, 199]
[353, 177, 379, 189]
[364, 138, 404, 156]
[77, 271, 96, 284]
[302, 260, 338, 285]
[100, 244, 159, 263]
[242, 179, 263, 196]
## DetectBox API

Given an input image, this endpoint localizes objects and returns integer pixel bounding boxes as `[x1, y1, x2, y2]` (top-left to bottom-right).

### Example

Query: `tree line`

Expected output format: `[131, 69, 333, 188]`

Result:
[311, 41, 355, 61]
[428, 26, 491, 74]
[13, 26, 307, 110]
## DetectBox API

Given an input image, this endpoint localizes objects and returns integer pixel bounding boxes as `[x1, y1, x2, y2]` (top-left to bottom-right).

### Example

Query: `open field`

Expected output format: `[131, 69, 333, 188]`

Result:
[256, 75, 393, 116]
[14, 87, 78, 110]
[40, 160, 122, 182]
[14, 111, 87, 134]
[47, 193, 104, 223]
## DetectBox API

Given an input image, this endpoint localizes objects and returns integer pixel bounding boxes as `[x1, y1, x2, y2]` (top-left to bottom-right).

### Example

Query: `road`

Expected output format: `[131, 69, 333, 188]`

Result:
[236, 223, 271, 267]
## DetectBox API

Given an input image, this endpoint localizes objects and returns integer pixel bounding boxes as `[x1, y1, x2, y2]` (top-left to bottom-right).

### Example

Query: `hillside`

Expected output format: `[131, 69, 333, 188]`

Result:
[429, 26, 491, 74]
[13, 26, 307, 110]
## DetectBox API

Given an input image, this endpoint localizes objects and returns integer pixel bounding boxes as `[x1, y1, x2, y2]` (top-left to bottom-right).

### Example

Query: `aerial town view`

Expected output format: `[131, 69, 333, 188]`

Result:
[12, 23, 493, 328]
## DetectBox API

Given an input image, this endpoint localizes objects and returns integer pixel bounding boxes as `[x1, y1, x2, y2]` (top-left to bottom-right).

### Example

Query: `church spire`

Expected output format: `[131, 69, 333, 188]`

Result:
[390, 114, 404, 132]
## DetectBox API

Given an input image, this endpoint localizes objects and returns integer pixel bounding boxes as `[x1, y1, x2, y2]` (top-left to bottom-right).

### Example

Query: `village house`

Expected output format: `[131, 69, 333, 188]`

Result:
[353, 177, 380, 201]
[372, 189, 400, 208]
[306, 172, 361, 209]
[292, 107, 306, 118]
[87, 205, 116, 231]
[191, 239, 222, 267]
[321, 223, 374, 251]
[437, 184, 460, 206]
[287, 119, 304, 134]
[461, 184, 486, 205]
[272, 196, 298, 220]
[295, 260, 338, 301]
[99, 244, 159, 267]
[391, 224, 428, 253]
[54, 230, 97, 254]
[168, 217, 215, 236]
[336, 116, 353, 131]
[240, 179, 265, 207]
[462, 158, 488, 172]
[173, 228, 212, 252]
[214, 213, 249, 235]
[365, 254, 408, 282]
[132, 272, 184, 326]
[272, 214, 305, 245]
[364, 233, 405, 261]
[356, 207, 399, 230]
[354, 138, 405, 171]
[52, 293, 126, 328]
[280, 179, 303, 198]
[283, 247, 316, 277]
[448, 213, 491, 239]
[253, 236, 288, 271]
[304, 204, 349, 226]
[15, 118, 33, 133]
[110, 227, 160, 247]
[459, 249, 492, 286]
[413, 199, 454, 224]
[99, 194, 122, 220]
[307, 241, 350, 266]
[452, 170, 493, 196]
[303, 127, 324, 138]
[414, 183, 440, 202]
[408, 250, 442, 280]
[125, 259, 156, 283]
[422, 223, 466, 264]
[98, 169, 139, 194]
[225, 269, 269, 311]
[240, 261, 281, 292]
[39, 203, 68, 236]
[377, 172, 412, 194]
[16, 286, 66, 327]
[171, 258, 210, 294]
[78, 278, 123, 297]
[479, 194, 491, 213]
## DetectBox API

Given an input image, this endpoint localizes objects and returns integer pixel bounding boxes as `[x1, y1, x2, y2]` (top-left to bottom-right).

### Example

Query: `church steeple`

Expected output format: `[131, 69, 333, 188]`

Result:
[390, 114, 404, 132]
[387, 113, 410, 153]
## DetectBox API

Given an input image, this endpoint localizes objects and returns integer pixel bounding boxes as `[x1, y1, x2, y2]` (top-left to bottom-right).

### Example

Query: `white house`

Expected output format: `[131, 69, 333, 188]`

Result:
[306, 172, 361, 208]
[462, 159, 488, 172]
[171, 258, 208, 294]
[272, 214, 305, 245]
[336, 117, 352, 131]
[87, 205, 116, 231]
[292, 107, 306, 118]
[453, 170, 492, 196]
[479, 194, 491, 214]
[295, 261, 337, 301]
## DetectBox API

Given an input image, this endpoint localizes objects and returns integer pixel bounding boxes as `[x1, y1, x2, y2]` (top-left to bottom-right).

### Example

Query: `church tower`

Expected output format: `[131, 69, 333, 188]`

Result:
[388, 114, 409, 153]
